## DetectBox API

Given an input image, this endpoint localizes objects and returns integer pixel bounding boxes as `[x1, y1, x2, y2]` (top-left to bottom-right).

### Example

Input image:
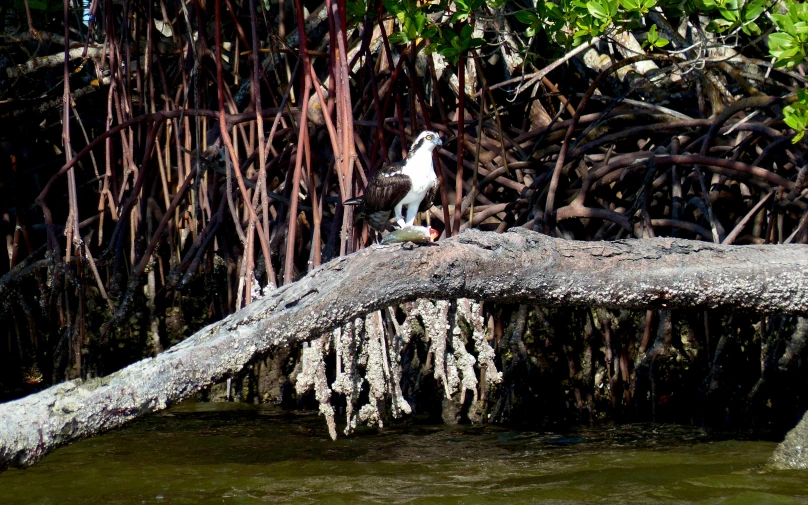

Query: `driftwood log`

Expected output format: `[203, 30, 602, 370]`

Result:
[2, 228, 808, 470]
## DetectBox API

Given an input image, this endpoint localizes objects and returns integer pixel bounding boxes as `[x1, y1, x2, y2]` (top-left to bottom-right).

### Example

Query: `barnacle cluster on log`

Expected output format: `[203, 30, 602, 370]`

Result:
[295, 298, 501, 438]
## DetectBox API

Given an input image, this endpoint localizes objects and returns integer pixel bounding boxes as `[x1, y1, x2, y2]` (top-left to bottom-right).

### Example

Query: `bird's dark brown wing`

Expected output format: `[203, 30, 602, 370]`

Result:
[417, 179, 440, 213]
[362, 160, 411, 212]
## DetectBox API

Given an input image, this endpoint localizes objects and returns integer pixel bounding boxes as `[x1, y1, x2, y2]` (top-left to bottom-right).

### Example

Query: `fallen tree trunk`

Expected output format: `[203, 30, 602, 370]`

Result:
[2, 228, 808, 470]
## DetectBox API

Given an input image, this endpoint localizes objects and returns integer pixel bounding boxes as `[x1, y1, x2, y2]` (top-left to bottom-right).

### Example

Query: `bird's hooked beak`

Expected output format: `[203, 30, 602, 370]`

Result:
[433, 136, 443, 147]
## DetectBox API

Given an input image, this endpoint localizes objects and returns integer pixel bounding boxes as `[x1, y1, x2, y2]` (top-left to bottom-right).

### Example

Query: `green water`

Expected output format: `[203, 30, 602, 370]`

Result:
[2, 402, 807, 504]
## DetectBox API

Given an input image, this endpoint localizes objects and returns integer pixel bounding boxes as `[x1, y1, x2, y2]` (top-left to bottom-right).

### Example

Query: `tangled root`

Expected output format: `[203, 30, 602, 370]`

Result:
[296, 299, 502, 439]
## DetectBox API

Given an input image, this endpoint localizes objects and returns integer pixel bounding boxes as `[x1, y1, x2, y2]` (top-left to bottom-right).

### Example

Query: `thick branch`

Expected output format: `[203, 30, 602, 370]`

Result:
[2, 229, 808, 469]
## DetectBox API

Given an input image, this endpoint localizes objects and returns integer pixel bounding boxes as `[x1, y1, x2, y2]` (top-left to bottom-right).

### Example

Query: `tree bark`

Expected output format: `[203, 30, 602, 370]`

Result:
[2, 228, 808, 470]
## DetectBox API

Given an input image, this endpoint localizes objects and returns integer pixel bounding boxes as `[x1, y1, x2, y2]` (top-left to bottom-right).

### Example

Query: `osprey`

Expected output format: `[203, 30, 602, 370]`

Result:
[345, 130, 442, 231]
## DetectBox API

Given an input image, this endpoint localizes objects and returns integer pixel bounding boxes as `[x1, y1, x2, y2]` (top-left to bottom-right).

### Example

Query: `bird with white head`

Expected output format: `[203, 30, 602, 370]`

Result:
[344, 130, 442, 232]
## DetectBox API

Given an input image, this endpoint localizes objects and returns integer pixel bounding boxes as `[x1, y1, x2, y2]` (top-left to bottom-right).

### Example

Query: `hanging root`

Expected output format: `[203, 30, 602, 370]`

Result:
[295, 298, 502, 437]
[360, 310, 389, 428]
[331, 319, 363, 435]
[459, 299, 502, 389]
[417, 299, 452, 396]
[295, 334, 338, 440]
[385, 307, 412, 416]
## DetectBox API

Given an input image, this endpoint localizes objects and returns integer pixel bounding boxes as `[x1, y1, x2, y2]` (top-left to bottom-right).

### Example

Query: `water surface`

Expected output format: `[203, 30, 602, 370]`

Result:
[2, 402, 807, 504]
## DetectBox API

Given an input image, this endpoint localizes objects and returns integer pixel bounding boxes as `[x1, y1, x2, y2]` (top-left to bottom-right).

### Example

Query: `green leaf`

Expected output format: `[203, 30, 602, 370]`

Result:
[27, 0, 49, 9]
[742, 21, 761, 36]
[784, 91, 808, 143]
[347, 2, 365, 17]
[541, 2, 565, 21]
[769, 32, 795, 49]
[407, 21, 418, 39]
[744, 0, 765, 20]
[784, 113, 803, 131]
[438, 46, 459, 63]
[587, 0, 610, 21]
[414, 11, 427, 33]
[620, 0, 640, 11]
[383, 0, 403, 14]
[773, 13, 795, 35]
[718, 7, 738, 22]
[388, 32, 408, 43]
[514, 10, 540, 24]
[710, 18, 734, 32]
[460, 23, 474, 40]
[768, 26, 806, 69]
[449, 33, 463, 51]
[781, 46, 801, 59]
[422, 25, 438, 39]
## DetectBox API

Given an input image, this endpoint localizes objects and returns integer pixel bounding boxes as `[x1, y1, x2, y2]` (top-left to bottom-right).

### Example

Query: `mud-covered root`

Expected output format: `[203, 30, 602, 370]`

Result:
[295, 334, 337, 440]
[296, 298, 502, 437]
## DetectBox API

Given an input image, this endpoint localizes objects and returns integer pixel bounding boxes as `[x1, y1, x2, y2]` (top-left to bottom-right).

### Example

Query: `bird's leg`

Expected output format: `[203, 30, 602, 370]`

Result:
[394, 202, 406, 228]
[403, 204, 419, 228]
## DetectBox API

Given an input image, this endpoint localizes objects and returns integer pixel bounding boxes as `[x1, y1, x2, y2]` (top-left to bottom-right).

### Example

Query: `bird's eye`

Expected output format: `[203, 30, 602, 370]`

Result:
[426, 135, 433, 140]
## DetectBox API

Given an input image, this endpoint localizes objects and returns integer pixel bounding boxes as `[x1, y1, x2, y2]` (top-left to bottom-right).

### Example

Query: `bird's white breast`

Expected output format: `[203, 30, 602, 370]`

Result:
[400, 149, 436, 204]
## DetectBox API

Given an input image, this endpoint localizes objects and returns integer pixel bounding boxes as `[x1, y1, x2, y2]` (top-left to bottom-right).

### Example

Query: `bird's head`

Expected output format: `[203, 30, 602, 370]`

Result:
[408, 130, 442, 157]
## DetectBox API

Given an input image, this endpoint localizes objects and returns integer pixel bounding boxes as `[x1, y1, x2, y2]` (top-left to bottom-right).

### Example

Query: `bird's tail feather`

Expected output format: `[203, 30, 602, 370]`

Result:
[342, 202, 370, 227]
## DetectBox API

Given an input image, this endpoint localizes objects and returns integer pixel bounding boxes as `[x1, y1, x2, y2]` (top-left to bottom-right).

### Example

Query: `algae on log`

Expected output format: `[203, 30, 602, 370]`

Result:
[2, 228, 808, 470]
